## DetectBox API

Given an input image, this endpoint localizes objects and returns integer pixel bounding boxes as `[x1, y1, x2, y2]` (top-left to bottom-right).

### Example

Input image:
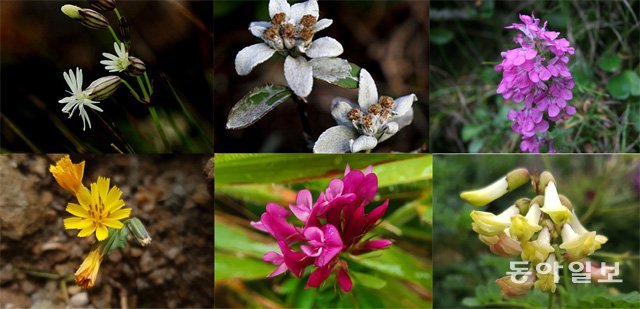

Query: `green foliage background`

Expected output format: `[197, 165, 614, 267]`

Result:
[214, 154, 433, 308]
[430, 0, 640, 153]
[433, 155, 640, 308]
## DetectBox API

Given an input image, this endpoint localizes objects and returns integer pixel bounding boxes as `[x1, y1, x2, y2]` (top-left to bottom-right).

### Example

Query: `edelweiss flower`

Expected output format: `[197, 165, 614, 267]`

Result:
[75, 248, 103, 288]
[235, 0, 344, 98]
[314, 69, 416, 153]
[58, 68, 103, 131]
[63, 177, 132, 241]
[101, 42, 131, 73]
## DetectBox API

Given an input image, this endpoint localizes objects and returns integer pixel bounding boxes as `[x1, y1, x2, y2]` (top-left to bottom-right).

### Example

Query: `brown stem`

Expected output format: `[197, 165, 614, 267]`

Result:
[292, 95, 314, 150]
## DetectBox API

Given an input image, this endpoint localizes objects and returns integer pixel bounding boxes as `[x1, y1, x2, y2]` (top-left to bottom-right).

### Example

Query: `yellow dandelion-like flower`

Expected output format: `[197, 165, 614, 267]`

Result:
[75, 248, 103, 288]
[49, 155, 85, 195]
[63, 176, 131, 241]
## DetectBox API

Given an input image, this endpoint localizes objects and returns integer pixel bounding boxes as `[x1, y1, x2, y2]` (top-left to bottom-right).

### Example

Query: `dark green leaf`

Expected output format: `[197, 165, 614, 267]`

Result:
[607, 70, 640, 100]
[226, 85, 292, 129]
[430, 28, 454, 45]
[598, 53, 621, 72]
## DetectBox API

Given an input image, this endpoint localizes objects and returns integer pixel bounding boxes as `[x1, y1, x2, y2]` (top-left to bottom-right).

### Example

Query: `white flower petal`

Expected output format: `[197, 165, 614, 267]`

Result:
[330, 97, 357, 127]
[313, 18, 333, 33]
[103, 53, 118, 60]
[269, 0, 291, 18]
[358, 68, 378, 110]
[75, 67, 83, 93]
[393, 93, 416, 116]
[284, 55, 313, 98]
[350, 135, 378, 153]
[391, 106, 414, 130]
[310, 57, 352, 83]
[63, 70, 74, 91]
[249, 21, 271, 39]
[291, 0, 319, 22]
[234, 43, 276, 76]
[313, 125, 359, 153]
[306, 37, 343, 58]
[84, 102, 103, 112]
[378, 122, 399, 143]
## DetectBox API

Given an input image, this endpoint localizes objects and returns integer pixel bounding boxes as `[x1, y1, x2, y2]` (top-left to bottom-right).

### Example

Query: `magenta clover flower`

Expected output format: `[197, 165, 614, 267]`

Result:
[495, 13, 576, 153]
[252, 165, 392, 292]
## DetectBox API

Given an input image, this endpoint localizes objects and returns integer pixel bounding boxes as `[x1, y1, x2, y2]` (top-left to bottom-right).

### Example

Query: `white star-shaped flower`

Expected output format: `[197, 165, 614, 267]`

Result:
[58, 68, 104, 131]
[235, 0, 344, 98]
[314, 69, 417, 153]
[100, 42, 131, 73]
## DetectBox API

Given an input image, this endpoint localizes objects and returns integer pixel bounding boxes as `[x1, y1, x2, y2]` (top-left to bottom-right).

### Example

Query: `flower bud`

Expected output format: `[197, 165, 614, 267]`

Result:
[86, 76, 121, 101]
[496, 273, 534, 298]
[49, 155, 85, 195]
[127, 56, 146, 76]
[62, 5, 110, 29]
[61, 4, 82, 19]
[126, 217, 151, 246]
[460, 168, 529, 207]
[539, 171, 556, 190]
[119, 16, 131, 46]
[79, 8, 109, 29]
[89, 0, 116, 12]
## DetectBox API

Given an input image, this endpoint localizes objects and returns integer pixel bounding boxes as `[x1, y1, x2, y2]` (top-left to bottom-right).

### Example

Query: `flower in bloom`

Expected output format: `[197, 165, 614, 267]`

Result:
[75, 248, 103, 288]
[235, 0, 345, 98]
[540, 181, 571, 226]
[101, 42, 131, 73]
[534, 254, 557, 293]
[63, 177, 132, 241]
[58, 68, 104, 131]
[460, 168, 530, 206]
[496, 273, 535, 298]
[49, 155, 85, 195]
[495, 13, 576, 153]
[470, 205, 520, 237]
[559, 221, 607, 261]
[314, 69, 416, 153]
[252, 166, 391, 292]
[521, 227, 554, 264]
[509, 203, 542, 242]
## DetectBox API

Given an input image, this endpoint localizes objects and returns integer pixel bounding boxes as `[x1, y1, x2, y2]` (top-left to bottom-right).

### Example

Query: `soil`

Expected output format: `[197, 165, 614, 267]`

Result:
[0, 154, 214, 308]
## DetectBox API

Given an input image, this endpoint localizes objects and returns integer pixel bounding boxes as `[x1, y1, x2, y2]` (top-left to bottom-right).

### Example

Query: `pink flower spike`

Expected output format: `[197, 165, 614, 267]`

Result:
[302, 225, 344, 267]
[289, 189, 314, 222]
[261, 203, 302, 243]
[363, 239, 393, 249]
[250, 220, 268, 232]
[364, 199, 389, 229]
[305, 264, 333, 289]
[262, 251, 288, 277]
[337, 267, 353, 292]
[277, 241, 313, 278]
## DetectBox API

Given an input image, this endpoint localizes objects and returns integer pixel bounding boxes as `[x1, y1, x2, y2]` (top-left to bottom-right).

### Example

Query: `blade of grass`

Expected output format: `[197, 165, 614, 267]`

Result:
[162, 74, 214, 151]
[1, 114, 41, 152]
[148, 105, 170, 151]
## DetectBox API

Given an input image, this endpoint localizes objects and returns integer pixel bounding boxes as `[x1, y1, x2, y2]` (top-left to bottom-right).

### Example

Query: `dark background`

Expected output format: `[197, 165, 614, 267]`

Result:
[214, 0, 429, 153]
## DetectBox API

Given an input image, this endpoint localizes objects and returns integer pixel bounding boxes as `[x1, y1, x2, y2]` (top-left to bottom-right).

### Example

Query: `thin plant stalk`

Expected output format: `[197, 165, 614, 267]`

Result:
[148, 105, 170, 151]
[136, 76, 150, 103]
[107, 26, 121, 45]
[120, 79, 142, 103]
[292, 95, 313, 150]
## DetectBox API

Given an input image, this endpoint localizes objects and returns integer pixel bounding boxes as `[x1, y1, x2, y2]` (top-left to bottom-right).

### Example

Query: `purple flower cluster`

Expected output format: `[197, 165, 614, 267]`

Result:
[495, 13, 576, 153]
[251, 166, 392, 292]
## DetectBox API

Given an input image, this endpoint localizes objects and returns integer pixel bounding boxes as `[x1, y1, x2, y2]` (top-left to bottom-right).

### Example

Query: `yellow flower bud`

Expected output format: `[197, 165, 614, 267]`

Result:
[75, 248, 103, 289]
[540, 182, 571, 225]
[61, 4, 82, 19]
[471, 205, 519, 237]
[461, 168, 530, 206]
[49, 155, 85, 195]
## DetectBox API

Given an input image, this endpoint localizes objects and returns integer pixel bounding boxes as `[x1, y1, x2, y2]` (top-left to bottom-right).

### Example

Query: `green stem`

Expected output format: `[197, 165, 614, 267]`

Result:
[136, 76, 150, 103]
[121, 79, 142, 103]
[547, 292, 553, 309]
[148, 106, 170, 151]
[114, 8, 122, 20]
[107, 25, 121, 45]
[143, 72, 153, 95]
